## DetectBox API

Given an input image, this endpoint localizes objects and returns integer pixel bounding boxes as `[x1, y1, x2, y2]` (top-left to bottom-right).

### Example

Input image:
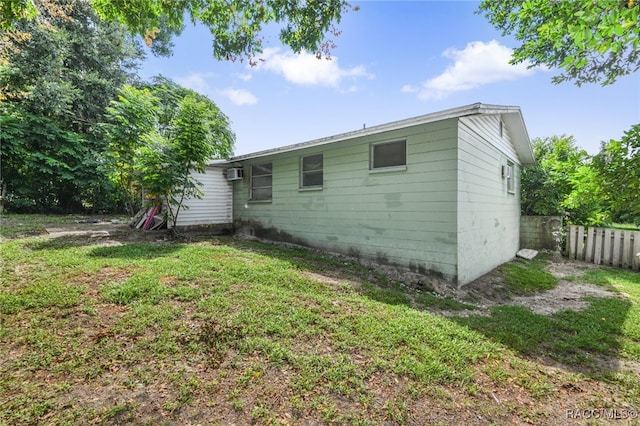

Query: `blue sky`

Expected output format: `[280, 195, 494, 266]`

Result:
[139, 1, 639, 156]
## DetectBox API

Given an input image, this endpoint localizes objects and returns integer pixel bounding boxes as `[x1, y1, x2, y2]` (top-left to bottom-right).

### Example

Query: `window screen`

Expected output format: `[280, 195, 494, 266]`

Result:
[251, 163, 272, 201]
[371, 140, 406, 169]
[301, 154, 323, 188]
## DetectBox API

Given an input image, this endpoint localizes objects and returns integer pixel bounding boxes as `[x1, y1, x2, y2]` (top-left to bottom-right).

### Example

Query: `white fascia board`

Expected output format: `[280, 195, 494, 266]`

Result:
[501, 111, 535, 167]
[207, 159, 233, 167]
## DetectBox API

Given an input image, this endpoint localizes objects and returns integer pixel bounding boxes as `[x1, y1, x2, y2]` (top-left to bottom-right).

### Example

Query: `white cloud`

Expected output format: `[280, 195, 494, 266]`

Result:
[175, 72, 215, 95]
[408, 40, 534, 101]
[219, 88, 258, 106]
[257, 47, 373, 88]
[174, 72, 257, 106]
[235, 73, 253, 81]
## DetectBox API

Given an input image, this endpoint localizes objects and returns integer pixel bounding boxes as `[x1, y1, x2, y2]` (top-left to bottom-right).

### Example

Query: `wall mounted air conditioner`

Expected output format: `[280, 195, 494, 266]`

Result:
[227, 168, 244, 181]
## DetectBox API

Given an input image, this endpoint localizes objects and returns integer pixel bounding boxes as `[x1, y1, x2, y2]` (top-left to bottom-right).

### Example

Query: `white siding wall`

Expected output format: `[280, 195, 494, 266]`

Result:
[233, 119, 460, 280]
[456, 115, 521, 285]
[173, 165, 233, 227]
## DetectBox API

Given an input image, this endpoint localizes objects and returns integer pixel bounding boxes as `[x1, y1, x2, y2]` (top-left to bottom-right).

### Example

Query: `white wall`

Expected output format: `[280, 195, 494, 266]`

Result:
[456, 115, 521, 285]
[173, 165, 233, 227]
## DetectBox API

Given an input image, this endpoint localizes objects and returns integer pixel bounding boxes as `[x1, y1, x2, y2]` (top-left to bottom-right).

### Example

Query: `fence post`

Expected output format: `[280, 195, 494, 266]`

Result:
[593, 228, 603, 265]
[567, 225, 575, 259]
[612, 230, 623, 267]
[603, 228, 613, 266]
[622, 231, 632, 269]
[576, 226, 585, 261]
[585, 227, 595, 262]
[632, 232, 640, 271]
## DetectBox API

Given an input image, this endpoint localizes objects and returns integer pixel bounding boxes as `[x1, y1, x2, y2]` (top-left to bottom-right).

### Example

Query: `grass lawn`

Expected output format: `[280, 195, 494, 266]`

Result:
[1, 215, 639, 425]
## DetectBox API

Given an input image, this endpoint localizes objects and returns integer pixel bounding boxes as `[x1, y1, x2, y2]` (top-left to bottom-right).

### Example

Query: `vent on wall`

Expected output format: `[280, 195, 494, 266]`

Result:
[227, 168, 244, 181]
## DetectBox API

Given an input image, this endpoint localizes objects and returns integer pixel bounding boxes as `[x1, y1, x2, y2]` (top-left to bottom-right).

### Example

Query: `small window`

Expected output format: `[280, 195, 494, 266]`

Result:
[506, 161, 514, 193]
[251, 163, 272, 201]
[300, 153, 323, 188]
[371, 140, 406, 169]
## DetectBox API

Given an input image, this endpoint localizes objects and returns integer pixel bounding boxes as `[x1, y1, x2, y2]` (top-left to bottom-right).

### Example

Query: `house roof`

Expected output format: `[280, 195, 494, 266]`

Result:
[229, 103, 535, 166]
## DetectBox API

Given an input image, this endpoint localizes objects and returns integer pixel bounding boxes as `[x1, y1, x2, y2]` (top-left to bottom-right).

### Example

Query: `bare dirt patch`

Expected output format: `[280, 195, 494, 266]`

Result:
[458, 252, 620, 315]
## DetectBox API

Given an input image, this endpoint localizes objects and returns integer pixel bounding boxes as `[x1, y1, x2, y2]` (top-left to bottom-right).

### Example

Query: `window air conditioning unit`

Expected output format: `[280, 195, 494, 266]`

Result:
[227, 168, 244, 181]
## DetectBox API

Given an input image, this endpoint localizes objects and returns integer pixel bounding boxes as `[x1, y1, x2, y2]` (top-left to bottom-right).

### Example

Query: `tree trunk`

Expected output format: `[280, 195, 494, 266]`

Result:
[0, 182, 7, 213]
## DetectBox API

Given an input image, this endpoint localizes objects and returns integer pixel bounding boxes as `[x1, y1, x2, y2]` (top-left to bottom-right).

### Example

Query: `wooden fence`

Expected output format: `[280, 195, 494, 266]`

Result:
[566, 225, 640, 271]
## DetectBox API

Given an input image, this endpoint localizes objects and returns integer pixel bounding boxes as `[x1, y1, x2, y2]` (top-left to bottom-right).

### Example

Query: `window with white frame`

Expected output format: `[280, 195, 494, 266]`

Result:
[250, 163, 272, 201]
[300, 153, 323, 188]
[506, 161, 514, 193]
[370, 140, 406, 169]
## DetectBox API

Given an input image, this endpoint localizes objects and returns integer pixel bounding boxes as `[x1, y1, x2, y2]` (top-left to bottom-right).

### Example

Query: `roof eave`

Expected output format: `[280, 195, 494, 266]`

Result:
[229, 103, 536, 167]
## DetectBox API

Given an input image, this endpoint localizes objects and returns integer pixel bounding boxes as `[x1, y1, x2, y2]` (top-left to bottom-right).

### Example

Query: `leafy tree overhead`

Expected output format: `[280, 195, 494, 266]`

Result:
[3, 0, 354, 62]
[0, 1, 38, 29]
[478, 0, 640, 85]
[104, 77, 235, 228]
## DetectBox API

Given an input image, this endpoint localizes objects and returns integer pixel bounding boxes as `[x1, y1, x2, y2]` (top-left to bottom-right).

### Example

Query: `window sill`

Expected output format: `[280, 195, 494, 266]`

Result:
[298, 186, 323, 192]
[248, 199, 272, 204]
[369, 165, 407, 174]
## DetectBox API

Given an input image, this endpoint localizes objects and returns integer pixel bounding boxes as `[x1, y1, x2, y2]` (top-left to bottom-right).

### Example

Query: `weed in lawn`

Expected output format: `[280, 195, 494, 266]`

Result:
[251, 402, 276, 423]
[384, 398, 409, 424]
[102, 401, 139, 422]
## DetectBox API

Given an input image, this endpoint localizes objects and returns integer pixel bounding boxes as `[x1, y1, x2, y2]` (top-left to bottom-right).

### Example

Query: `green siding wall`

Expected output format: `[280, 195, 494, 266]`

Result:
[456, 115, 521, 285]
[233, 119, 460, 280]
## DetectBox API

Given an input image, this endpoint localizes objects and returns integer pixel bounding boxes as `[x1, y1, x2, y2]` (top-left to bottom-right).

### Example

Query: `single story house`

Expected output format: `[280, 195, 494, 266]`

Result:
[180, 103, 535, 287]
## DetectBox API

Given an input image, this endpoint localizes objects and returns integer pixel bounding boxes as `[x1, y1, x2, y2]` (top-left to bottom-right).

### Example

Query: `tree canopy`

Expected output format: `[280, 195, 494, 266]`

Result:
[521, 132, 640, 226]
[521, 135, 603, 225]
[2, 0, 353, 61]
[0, 0, 142, 213]
[478, 0, 640, 85]
[593, 124, 640, 224]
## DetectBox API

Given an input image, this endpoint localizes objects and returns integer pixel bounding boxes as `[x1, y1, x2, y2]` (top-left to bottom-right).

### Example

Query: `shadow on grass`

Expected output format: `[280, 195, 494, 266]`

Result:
[453, 294, 632, 376]
[88, 243, 184, 259]
[24, 235, 182, 260]
[233, 239, 475, 311]
[239, 239, 637, 376]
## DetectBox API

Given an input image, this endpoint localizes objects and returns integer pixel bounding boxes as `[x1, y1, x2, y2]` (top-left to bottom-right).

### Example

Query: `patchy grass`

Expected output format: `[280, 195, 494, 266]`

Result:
[498, 254, 559, 295]
[455, 264, 640, 406]
[0, 213, 127, 238]
[0, 213, 70, 238]
[415, 293, 479, 311]
[1, 216, 639, 425]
